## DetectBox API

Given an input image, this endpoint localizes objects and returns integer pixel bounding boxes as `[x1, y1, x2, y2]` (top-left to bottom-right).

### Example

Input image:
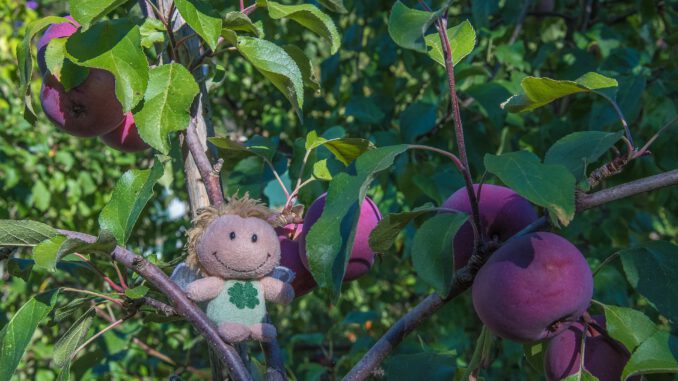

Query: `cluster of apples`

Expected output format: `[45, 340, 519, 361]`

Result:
[37, 17, 148, 152]
[278, 193, 382, 297]
[446, 184, 634, 380]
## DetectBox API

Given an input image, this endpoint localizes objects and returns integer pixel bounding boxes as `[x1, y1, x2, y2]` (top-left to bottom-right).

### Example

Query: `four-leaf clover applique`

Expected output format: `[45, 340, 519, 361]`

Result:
[228, 281, 260, 309]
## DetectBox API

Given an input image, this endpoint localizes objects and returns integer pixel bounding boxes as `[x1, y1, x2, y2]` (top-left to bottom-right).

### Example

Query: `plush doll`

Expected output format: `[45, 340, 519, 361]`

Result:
[184, 194, 295, 343]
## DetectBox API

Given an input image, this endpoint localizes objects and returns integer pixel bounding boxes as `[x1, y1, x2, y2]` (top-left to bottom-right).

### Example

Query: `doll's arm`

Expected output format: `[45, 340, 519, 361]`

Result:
[186, 276, 225, 302]
[261, 276, 294, 305]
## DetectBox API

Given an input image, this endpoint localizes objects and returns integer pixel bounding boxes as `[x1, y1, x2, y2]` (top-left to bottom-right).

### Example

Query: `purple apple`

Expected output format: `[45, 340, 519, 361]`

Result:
[472, 232, 593, 343]
[278, 224, 317, 297]
[443, 184, 537, 270]
[100, 113, 149, 152]
[36, 15, 78, 76]
[40, 70, 124, 137]
[299, 194, 382, 281]
[544, 315, 639, 381]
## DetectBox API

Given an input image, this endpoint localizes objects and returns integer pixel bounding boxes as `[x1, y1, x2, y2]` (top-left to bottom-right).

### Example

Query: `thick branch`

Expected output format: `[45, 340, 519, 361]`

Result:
[577, 169, 678, 210]
[59, 230, 252, 381]
[344, 170, 678, 380]
[186, 113, 223, 207]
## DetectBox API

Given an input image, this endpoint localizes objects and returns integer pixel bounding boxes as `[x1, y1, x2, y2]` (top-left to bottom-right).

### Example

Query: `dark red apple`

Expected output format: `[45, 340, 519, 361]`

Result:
[443, 184, 537, 270]
[100, 113, 149, 152]
[472, 232, 593, 343]
[298, 194, 382, 281]
[544, 315, 639, 381]
[36, 15, 78, 76]
[40, 70, 124, 137]
[278, 224, 317, 297]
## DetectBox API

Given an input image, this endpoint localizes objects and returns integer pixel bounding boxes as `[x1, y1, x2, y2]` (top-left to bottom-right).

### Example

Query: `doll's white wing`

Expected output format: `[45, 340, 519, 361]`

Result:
[170, 262, 201, 291]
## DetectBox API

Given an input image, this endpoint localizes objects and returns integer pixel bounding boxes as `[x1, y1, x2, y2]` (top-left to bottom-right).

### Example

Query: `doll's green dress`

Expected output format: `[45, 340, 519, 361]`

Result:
[206, 280, 266, 325]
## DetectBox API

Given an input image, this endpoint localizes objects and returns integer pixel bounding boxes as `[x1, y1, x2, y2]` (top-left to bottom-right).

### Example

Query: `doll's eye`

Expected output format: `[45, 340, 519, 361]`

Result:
[251, 234, 258, 243]
[229, 231, 236, 240]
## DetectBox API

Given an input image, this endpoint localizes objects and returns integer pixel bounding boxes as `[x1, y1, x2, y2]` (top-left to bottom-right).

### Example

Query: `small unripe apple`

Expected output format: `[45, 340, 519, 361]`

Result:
[278, 224, 317, 297]
[299, 194, 382, 281]
[36, 15, 78, 76]
[544, 315, 639, 381]
[443, 184, 537, 270]
[40, 70, 125, 137]
[472, 232, 593, 343]
[100, 113, 149, 152]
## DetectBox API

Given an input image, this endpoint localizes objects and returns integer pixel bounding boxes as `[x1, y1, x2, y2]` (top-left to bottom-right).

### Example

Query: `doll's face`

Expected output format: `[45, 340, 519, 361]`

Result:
[197, 215, 281, 279]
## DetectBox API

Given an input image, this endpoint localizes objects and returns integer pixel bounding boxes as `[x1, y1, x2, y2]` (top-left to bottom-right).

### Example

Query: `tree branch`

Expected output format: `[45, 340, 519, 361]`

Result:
[343, 169, 678, 380]
[186, 112, 224, 207]
[577, 169, 678, 210]
[58, 230, 253, 381]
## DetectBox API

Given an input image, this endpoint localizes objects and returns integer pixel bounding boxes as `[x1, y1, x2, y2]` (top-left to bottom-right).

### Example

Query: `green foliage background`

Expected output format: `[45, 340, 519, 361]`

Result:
[1, 0, 677, 380]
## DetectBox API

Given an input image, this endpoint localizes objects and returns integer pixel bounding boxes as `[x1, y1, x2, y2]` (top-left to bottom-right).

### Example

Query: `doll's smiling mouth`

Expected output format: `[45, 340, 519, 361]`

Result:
[212, 251, 272, 273]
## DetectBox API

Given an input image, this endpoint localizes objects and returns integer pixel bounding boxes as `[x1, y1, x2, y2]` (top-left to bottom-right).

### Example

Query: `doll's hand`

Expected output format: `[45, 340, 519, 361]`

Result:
[186, 276, 225, 302]
[261, 276, 295, 304]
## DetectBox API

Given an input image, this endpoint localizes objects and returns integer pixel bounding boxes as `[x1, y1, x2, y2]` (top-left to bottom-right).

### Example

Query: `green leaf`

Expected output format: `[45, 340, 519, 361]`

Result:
[622, 331, 678, 380]
[66, 18, 149, 112]
[134, 63, 199, 154]
[53, 310, 93, 368]
[44, 37, 89, 91]
[0, 220, 58, 246]
[264, 1, 340, 54]
[139, 18, 166, 48]
[388, 1, 436, 53]
[501, 72, 618, 113]
[412, 213, 467, 296]
[305, 145, 408, 301]
[602, 304, 657, 352]
[124, 285, 150, 299]
[544, 131, 624, 182]
[98, 161, 164, 244]
[236, 36, 304, 118]
[561, 369, 599, 381]
[174, 0, 222, 50]
[210, 135, 277, 163]
[424, 20, 476, 67]
[384, 352, 456, 381]
[283, 45, 319, 91]
[304, 130, 373, 166]
[312, 160, 332, 181]
[345, 96, 385, 124]
[620, 241, 678, 324]
[399, 102, 437, 143]
[462, 325, 494, 380]
[368, 204, 438, 253]
[31, 180, 51, 211]
[68, 0, 129, 29]
[17, 16, 72, 124]
[0, 290, 59, 381]
[484, 151, 576, 226]
[222, 11, 259, 36]
[33, 235, 67, 272]
[317, 0, 347, 14]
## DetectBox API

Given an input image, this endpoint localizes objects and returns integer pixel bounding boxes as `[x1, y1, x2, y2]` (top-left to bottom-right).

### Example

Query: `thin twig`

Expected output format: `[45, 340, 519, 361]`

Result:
[577, 169, 678, 210]
[61, 287, 123, 306]
[408, 144, 465, 174]
[73, 317, 127, 356]
[436, 16, 484, 252]
[72, 253, 123, 292]
[58, 230, 253, 381]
